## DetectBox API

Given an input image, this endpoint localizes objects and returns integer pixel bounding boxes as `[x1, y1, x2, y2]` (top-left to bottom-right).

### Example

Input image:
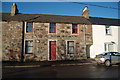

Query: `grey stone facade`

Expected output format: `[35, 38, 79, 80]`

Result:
[2, 21, 92, 61]
[2, 21, 23, 61]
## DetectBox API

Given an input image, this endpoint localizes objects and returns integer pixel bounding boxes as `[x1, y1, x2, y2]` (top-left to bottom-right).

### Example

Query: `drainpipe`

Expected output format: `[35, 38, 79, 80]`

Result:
[84, 24, 86, 46]
[84, 24, 87, 58]
[21, 21, 25, 62]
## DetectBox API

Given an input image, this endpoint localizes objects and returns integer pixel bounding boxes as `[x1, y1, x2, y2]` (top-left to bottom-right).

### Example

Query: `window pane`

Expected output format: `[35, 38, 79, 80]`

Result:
[28, 41, 33, 46]
[26, 22, 33, 32]
[106, 29, 110, 34]
[27, 47, 33, 53]
[25, 41, 33, 54]
[69, 47, 74, 53]
[50, 23, 56, 33]
[69, 41, 74, 46]
[26, 26, 33, 32]
[105, 26, 111, 35]
[105, 43, 114, 52]
[25, 47, 33, 53]
[72, 24, 78, 33]
[27, 23, 33, 27]
[108, 44, 113, 51]
[113, 52, 120, 56]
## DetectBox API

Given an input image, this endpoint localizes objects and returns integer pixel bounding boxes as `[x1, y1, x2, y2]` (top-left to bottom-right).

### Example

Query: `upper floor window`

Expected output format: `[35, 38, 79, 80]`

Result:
[105, 25, 111, 35]
[26, 22, 33, 32]
[72, 24, 78, 34]
[25, 40, 33, 54]
[49, 23, 56, 33]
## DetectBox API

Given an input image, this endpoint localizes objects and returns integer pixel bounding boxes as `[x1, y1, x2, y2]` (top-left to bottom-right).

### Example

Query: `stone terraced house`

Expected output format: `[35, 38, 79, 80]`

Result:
[1, 3, 93, 62]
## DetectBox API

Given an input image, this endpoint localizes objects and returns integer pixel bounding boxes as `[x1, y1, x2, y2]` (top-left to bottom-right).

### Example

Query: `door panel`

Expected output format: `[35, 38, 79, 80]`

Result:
[111, 52, 120, 64]
[111, 56, 118, 64]
[49, 41, 56, 60]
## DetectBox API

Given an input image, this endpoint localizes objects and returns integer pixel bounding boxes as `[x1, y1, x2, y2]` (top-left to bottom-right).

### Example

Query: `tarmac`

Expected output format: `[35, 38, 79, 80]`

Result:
[2, 59, 96, 68]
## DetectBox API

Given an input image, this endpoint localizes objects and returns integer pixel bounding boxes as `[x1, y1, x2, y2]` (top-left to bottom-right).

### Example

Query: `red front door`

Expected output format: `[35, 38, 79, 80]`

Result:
[49, 41, 56, 60]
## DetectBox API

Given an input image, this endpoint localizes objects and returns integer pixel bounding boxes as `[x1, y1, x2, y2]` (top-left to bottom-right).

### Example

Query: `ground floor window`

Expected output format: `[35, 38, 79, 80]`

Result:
[67, 41, 74, 54]
[25, 40, 33, 54]
[104, 43, 114, 52]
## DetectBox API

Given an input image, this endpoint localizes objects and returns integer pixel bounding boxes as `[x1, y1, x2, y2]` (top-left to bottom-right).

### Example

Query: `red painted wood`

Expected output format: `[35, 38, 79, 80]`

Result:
[74, 27, 78, 33]
[50, 41, 56, 60]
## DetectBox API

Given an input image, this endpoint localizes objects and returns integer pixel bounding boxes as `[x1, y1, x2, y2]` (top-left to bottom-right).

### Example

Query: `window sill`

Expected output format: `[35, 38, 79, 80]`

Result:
[25, 32, 34, 34]
[25, 53, 33, 54]
[71, 33, 79, 35]
[106, 34, 112, 36]
[48, 32, 56, 34]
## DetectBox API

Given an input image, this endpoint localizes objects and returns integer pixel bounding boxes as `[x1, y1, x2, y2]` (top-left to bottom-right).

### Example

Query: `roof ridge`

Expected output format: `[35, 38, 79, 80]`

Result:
[2, 12, 91, 24]
[90, 16, 120, 20]
[1, 12, 83, 17]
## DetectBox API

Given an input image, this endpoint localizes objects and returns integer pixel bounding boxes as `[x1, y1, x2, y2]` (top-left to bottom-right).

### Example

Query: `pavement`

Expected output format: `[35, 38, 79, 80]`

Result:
[2, 58, 96, 68]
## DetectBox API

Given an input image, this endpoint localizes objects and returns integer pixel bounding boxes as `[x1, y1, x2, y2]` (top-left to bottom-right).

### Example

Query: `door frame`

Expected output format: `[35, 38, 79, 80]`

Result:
[48, 39, 57, 60]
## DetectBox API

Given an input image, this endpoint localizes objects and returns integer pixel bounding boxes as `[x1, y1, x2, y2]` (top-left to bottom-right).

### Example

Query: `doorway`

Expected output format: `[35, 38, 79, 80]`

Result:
[49, 41, 56, 60]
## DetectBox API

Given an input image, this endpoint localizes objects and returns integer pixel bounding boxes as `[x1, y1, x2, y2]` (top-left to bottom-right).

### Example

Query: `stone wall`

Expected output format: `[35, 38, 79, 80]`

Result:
[85, 24, 93, 44]
[2, 21, 92, 61]
[24, 22, 92, 61]
[2, 21, 23, 61]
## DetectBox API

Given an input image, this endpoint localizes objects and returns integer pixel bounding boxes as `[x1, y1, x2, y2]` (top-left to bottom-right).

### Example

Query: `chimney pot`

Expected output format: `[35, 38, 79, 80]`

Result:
[11, 3, 19, 16]
[82, 6, 89, 19]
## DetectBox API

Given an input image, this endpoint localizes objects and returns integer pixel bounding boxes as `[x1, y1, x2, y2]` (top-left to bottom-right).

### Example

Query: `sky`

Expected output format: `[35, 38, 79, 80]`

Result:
[2, 2, 119, 19]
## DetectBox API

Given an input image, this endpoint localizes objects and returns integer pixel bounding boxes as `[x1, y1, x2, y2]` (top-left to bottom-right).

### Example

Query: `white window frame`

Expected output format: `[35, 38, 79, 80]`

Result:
[25, 22, 34, 34]
[66, 40, 76, 55]
[105, 25, 111, 35]
[104, 43, 114, 52]
[71, 24, 79, 35]
[48, 23, 57, 34]
[24, 40, 34, 54]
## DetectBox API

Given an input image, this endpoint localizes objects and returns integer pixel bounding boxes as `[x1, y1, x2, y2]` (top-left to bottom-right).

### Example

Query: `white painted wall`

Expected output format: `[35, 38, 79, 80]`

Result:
[90, 25, 119, 58]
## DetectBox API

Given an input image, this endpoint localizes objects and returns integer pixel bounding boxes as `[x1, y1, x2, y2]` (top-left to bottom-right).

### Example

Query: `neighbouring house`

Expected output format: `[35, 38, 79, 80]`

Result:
[1, 3, 93, 62]
[89, 17, 120, 58]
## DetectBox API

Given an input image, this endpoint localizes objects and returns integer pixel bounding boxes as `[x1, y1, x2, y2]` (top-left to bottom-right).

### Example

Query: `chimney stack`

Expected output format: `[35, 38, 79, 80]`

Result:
[11, 3, 19, 16]
[82, 6, 89, 19]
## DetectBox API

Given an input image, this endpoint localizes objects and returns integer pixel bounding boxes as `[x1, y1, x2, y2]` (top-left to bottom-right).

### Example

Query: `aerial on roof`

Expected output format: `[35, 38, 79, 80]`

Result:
[1, 13, 91, 24]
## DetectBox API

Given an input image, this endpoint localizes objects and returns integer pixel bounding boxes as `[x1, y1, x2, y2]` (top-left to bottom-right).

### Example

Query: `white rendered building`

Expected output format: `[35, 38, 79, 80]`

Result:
[89, 17, 120, 58]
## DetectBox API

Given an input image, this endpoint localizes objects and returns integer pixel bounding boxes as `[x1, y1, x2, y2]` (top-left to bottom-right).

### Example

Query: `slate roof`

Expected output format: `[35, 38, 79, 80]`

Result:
[1, 13, 91, 24]
[89, 17, 120, 26]
[2, 13, 120, 26]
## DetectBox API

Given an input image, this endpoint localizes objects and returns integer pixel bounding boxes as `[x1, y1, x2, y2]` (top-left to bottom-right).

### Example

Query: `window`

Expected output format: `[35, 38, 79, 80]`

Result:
[111, 52, 120, 56]
[26, 22, 33, 32]
[49, 23, 56, 33]
[105, 43, 114, 52]
[25, 40, 33, 54]
[72, 24, 78, 34]
[67, 41, 74, 54]
[105, 25, 111, 35]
